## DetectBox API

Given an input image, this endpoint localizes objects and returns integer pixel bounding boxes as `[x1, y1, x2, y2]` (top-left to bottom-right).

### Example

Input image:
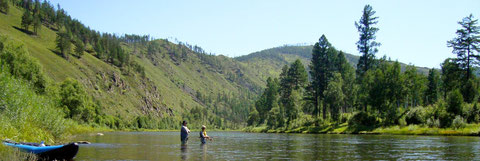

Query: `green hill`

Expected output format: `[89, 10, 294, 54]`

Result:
[235, 45, 431, 80]
[0, 1, 432, 131]
[0, 3, 263, 130]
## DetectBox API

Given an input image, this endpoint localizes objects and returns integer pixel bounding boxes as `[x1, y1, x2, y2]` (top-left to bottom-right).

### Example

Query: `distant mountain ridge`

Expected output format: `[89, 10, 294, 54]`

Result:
[235, 45, 430, 81]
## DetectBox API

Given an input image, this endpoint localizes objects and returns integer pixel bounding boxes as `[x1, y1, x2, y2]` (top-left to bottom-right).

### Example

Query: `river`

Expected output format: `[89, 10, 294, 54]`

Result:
[73, 131, 480, 160]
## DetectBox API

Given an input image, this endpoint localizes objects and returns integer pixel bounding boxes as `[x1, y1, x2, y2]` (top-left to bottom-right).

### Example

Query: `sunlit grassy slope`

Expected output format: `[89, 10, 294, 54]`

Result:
[0, 5, 264, 128]
[0, 4, 431, 129]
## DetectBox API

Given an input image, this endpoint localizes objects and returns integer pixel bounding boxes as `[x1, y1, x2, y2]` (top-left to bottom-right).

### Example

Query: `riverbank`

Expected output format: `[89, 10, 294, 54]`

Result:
[0, 125, 111, 161]
[244, 123, 480, 136]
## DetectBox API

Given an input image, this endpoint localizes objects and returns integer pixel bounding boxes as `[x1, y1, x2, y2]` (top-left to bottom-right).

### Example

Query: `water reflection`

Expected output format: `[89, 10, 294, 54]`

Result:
[201, 144, 207, 161]
[73, 132, 480, 160]
[180, 144, 188, 160]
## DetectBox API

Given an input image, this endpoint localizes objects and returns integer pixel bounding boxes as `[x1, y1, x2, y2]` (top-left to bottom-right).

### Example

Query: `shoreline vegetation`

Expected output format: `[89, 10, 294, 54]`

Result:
[0, 0, 479, 160]
[244, 5, 480, 139]
[244, 123, 480, 136]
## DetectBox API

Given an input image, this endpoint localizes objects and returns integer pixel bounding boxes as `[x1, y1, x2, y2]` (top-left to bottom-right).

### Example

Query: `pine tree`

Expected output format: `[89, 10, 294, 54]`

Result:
[308, 35, 337, 119]
[425, 69, 440, 105]
[441, 58, 462, 99]
[278, 65, 290, 126]
[355, 4, 380, 77]
[447, 14, 480, 101]
[55, 5, 65, 29]
[21, 9, 33, 32]
[288, 59, 308, 90]
[447, 14, 480, 81]
[284, 60, 308, 125]
[255, 77, 279, 123]
[56, 31, 71, 59]
[32, 0, 41, 35]
[74, 39, 85, 57]
[32, 13, 41, 35]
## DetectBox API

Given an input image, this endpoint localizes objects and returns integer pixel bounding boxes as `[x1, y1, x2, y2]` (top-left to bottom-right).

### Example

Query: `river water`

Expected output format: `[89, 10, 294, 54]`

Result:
[73, 131, 480, 160]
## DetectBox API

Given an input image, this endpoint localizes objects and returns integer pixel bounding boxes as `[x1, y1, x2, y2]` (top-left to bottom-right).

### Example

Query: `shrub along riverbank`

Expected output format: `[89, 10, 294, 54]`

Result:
[244, 123, 480, 136]
[0, 36, 109, 160]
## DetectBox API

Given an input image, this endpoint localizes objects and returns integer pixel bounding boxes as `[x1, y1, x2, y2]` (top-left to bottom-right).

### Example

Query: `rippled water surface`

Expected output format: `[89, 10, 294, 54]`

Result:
[74, 131, 480, 160]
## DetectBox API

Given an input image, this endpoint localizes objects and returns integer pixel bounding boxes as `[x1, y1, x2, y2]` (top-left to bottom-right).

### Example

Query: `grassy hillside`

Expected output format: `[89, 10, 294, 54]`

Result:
[0, 4, 263, 130]
[0, 2, 432, 131]
[235, 45, 431, 80]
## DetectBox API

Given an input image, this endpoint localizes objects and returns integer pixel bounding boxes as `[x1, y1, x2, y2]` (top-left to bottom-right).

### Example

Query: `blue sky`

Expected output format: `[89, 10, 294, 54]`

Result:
[49, 0, 479, 68]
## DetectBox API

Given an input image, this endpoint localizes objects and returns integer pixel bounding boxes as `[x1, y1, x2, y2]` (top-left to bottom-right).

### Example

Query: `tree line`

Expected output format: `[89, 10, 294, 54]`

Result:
[248, 5, 480, 130]
[5, 0, 133, 69]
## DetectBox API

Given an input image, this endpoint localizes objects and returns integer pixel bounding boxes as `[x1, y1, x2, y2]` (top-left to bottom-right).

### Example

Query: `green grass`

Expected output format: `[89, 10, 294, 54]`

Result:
[0, 3, 262, 129]
[372, 124, 480, 136]
[245, 123, 480, 136]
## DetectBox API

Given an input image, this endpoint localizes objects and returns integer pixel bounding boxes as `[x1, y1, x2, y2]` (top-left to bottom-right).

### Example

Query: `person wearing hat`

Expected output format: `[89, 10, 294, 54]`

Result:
[199, 125, 213, 144]
[180, 120, 191, 145]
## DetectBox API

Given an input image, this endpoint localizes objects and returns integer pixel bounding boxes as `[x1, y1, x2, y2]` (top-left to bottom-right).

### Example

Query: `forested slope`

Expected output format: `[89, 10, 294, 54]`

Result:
[0, 1, 263, 130]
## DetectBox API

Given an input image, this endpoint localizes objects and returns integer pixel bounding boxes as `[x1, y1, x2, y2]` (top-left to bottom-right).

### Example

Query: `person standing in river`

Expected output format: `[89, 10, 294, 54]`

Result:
[180, 121, 190, 145]
[199, 125, 212, 144]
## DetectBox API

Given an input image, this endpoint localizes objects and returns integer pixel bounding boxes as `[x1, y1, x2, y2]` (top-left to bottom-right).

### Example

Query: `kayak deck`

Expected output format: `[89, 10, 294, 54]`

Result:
[3, 141, 79, 160]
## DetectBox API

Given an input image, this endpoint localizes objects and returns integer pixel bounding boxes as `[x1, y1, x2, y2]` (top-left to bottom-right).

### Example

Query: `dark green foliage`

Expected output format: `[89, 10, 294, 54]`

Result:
[447, 14, 480, 81]
[441, 58, 462, 98]
[40, 0, 55, 26]
[357, 70, 374, 111]
[462, 78, 479, 103]
[355, 4, 380, 77]
[0, 36, 46, 93]
[55, 6, 65, 29]
[369, 60, 404, 119]
[308, 35, 339, 119]
[55, 31, 71, 59]
[32, 13, 41, 35]
[247, 108, 259, 126]
[435, 101, 453, 128]
[287, 59, 308, 90]
[338, 51, 357, 113]
[0, 0, 9, 14]
[32, 0, 40, 35]
[266, 106, 282, 128]
[467, 103, 480, 123]
[21, 9, 32, 31]
[281, 60, 308, 125]
[254, 77, 279, 123]
[404, 65, 427, 107]
[425, 69, 440, 105]
[447, 89, 464, 116]
[324, 73, 344, 121]
[348, 111, 377, 126]
[73, 39, 84, 57]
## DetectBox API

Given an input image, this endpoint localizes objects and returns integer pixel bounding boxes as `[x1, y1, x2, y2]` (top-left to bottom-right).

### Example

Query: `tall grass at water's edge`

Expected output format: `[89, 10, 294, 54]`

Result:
[0, 72, 108, 160]
[244, 123, 480, 136]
